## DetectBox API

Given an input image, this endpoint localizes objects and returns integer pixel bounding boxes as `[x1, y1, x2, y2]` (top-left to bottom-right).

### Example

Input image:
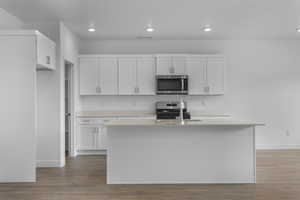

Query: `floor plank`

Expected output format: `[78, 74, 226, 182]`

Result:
[0, 150, 300, 200]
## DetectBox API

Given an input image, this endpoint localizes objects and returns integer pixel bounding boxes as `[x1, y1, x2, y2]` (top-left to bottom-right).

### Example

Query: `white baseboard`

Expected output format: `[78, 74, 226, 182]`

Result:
[0, 177, 36, 183]
[36, 160, 62, 168]
[108, 177, 255, 184]
[256, 145, 300, 150]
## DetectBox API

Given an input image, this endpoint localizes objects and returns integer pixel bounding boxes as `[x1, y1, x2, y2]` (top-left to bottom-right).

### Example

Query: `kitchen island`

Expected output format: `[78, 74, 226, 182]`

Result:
[104, 119, 264, 184]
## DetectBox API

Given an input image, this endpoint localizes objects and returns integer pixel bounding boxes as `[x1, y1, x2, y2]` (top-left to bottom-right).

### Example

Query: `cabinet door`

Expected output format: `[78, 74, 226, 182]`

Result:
[137, 57, 156, 95]
[79, 58, 99, 95]
[36, 33, 56, 70]
[172, 56, 187, 75]
[187, 56, 206, 95]
[156, 56, 186, 75]
[207, 57, 224, 94]
[97, 126, 107, 150]
[156, 56, 172, 75]
[118, 58, 137, 95]
[78, 127, 98, 150]
[99, 58, 118, 95]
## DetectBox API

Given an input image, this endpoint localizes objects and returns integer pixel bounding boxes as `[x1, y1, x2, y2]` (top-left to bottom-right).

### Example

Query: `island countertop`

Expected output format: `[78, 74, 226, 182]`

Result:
[76, 111, 231, 119]
[102, 119, 265, 127]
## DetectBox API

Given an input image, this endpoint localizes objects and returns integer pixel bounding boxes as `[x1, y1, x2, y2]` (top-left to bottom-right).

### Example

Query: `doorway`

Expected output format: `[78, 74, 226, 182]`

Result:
[65, 61, 74, 157]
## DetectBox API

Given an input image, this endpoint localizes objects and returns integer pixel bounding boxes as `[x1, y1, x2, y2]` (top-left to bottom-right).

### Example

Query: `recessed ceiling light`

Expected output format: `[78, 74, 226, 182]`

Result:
[296, 28, 300, 32]
[88, 27, 96, 32]
[146, 26, 155, 33]
[203, 26, 212, 32]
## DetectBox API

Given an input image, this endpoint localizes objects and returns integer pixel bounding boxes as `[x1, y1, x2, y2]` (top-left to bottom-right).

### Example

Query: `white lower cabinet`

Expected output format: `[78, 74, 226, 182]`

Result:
[77, 118, 109, 154]
[78, 127, 99, 150]
[78, 126, 107, 151]
[98, 126, 108, 149]
[76, 116, 156, 155]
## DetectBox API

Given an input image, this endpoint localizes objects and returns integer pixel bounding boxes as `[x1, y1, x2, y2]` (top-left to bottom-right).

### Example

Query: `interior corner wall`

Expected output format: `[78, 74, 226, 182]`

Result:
[59, 22, 80, 159]
[0, 8, 23, 29]
[79, 39, 300, 149]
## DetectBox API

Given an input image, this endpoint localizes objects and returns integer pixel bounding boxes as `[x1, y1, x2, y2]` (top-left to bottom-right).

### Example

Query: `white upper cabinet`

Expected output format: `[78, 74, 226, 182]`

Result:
[187, 55, 225, 95]
[156, 56, 171, 75]
[172, 56, 187, 74]
[79, 58, 98, 95]
[79, 56, 118, 95]
[119, 56, 156, 95]
[99, 57, 118, 95]
[156, 55, 187, 75]
[0, 30, 56, 70]
[137, 57, 156, 95]
[187, 56, 206, 95]
[79, 54, 224, 96]
[206, 57, 225, 94]
[118, 58, 137, 95]
[36, 32, 56, 70]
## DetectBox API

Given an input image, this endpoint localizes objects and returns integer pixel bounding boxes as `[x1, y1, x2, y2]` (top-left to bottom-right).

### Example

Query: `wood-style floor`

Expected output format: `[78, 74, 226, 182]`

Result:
[0, 150, 300, 200]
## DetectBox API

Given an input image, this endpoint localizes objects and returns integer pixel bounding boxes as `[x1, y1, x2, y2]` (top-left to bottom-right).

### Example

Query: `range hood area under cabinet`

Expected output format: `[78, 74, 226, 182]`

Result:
[79, 54, 225, 96]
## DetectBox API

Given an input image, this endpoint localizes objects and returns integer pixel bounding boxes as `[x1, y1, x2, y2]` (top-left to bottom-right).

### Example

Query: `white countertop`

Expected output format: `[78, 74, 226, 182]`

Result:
[102, 119, 265, 127]
[76, 111, 231, 119]
[76, 111, 155, 118]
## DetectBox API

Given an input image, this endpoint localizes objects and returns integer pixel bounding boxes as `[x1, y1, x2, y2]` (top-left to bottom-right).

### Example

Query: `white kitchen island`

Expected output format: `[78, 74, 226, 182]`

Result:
[104, 119, 264, 184]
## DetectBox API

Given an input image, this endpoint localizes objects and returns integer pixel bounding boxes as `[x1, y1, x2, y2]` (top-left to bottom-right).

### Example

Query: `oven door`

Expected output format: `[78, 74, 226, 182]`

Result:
[156, 76, 188, 95]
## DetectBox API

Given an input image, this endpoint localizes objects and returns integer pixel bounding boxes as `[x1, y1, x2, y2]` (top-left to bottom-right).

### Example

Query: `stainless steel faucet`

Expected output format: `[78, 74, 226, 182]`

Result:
[179, 98, 185, 125]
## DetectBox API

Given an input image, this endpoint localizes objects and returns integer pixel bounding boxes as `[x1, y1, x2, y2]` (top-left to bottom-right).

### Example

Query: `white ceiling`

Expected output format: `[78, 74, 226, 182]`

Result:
[1, 0, 300, 40]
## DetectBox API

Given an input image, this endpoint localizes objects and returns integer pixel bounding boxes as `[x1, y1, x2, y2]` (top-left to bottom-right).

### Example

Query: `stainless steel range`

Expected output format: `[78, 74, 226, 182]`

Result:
[156, 101, 191, 120]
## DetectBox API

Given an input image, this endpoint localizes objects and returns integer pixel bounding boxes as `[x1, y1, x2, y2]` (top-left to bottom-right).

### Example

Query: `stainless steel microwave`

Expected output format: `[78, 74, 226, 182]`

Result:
[156, 75, 188, 95]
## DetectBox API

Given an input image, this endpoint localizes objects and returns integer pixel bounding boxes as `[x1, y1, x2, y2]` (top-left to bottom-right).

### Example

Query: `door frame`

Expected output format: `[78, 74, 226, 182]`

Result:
[64, 60, 76, 157]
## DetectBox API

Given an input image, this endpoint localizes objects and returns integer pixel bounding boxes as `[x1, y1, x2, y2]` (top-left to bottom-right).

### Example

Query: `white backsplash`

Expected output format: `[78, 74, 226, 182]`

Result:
[79, 95, 228, 115]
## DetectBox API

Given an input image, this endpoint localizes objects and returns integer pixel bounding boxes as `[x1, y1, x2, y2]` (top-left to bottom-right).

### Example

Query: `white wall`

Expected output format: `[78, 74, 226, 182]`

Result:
[0, 8, 36, 182]
[0, 8, 23, 29]
[0, 35, 36, 182]
[79, 39, 300, 149]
